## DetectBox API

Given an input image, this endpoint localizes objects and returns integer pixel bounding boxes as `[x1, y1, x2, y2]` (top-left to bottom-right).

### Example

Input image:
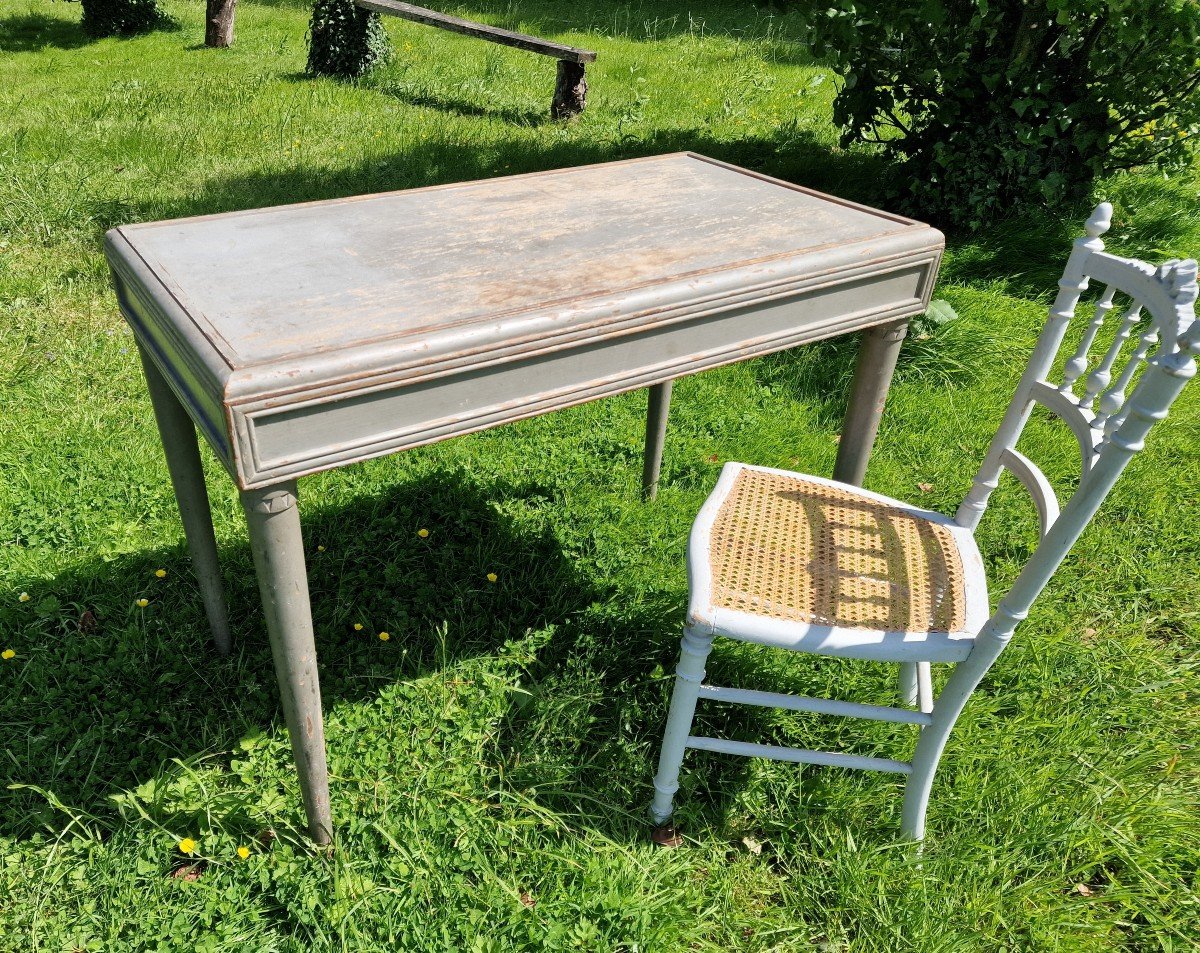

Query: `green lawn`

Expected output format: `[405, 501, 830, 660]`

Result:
[1, 0, 1198, 949]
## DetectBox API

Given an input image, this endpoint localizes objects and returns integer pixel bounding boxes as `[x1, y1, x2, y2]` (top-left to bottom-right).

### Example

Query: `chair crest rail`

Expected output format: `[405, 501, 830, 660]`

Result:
[958, 205, 1198, 534]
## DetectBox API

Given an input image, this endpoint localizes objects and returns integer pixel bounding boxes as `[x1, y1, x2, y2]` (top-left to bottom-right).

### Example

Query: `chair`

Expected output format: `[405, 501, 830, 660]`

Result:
[649, 204, 1198, 842]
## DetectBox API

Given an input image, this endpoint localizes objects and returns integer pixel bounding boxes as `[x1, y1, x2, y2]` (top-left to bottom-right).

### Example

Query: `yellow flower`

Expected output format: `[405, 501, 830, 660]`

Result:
[1, 649, 14, 660]
[417, 528, 429, 538]
[136, 598, 149, 608]
[155, 568, 167, 578]
[178, 837, 197, 855]
[487, 573, 498, 583]
[236, 846, 250, 860]
[353, 623, 364, 631]
[18, 592, 30, 603]
[378, 631, 390, 641]
[317, 545, 326, 552]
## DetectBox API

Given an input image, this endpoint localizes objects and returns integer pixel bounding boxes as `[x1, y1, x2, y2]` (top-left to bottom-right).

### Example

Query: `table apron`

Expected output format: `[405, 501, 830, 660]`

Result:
[230, 263, 929, 488]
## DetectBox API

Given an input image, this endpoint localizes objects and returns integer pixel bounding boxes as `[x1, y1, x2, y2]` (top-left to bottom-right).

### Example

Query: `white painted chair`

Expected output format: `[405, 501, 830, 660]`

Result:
[650, 205, 1198, 841]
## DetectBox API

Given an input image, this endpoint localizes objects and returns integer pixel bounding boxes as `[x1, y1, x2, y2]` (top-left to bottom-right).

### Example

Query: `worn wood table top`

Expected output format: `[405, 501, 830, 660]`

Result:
[106, 153, 943, 489]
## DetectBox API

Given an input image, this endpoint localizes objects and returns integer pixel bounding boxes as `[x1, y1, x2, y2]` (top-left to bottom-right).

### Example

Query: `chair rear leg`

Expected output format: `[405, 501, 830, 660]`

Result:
[899, 662, 933, 712]
[898, 662, 919, 707]
[650, 627, 713, 825]
[916, 663, 933, 713]
[901, 649, 999, 840]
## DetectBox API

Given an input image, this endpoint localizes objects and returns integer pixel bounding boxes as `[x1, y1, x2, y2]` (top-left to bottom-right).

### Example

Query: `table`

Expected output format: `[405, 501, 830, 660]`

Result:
[104, 153, 944, 844]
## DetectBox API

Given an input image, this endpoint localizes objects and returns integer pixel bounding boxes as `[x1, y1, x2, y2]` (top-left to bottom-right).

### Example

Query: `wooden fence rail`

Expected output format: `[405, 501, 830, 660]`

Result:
[354, 0, 597, 117]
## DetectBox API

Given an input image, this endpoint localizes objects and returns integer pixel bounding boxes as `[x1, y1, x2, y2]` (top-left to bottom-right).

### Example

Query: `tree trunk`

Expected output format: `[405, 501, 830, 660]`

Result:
[205, 0, 237, 47]
[551, 60, 587, 120]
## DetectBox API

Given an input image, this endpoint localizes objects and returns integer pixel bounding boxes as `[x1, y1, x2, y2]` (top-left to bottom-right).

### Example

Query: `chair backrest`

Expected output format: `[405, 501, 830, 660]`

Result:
[954, 204, 1197, 645]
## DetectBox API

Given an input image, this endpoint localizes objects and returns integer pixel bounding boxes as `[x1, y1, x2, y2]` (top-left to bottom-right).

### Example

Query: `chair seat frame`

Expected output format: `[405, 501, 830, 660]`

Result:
[688, 465, 990, 663]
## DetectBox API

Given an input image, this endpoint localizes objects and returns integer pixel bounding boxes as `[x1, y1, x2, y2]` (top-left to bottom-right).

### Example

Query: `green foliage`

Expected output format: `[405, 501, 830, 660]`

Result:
[793, 0, 1200, 227]
[306, 0, 390, 79]
[80, 0, 164, 37]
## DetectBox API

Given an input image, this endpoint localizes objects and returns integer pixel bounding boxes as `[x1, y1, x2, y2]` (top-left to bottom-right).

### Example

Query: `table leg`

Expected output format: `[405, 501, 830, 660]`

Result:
[241, 482, 332, 845]
[832, 319, 908, 487]
[139, 345, 232, 656]
[829, 319, 913, 708]
[642, 380, 673, 500]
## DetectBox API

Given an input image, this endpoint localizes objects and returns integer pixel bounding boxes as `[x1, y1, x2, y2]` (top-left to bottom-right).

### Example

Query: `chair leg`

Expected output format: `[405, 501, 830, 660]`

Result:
[898, 662, 919, 708]
[899, 662, 934, 711]
[901, 651, 997, 840]
[650, 627, 714, 825]
[917, 663, 933, 714]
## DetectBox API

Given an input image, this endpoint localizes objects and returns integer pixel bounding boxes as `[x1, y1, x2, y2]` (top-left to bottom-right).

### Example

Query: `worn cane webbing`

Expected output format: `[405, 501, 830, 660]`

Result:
[708, 470, 966, 633]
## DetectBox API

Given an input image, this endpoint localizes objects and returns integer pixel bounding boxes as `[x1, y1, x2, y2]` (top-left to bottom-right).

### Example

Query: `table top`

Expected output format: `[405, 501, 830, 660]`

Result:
[106, 153, 943, 487]
[107, 154, 939, 393]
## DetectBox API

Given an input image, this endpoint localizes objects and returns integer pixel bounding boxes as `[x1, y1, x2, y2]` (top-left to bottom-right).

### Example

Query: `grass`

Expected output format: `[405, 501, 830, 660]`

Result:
[1, 0, 1198, 949]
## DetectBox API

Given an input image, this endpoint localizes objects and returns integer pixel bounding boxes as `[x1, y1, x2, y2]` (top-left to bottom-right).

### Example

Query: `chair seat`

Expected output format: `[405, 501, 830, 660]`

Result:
[686, 463, 989, 662]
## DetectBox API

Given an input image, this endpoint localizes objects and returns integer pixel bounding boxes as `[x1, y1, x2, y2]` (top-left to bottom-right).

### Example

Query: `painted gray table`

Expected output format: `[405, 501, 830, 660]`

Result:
[104, 153, 944, 844]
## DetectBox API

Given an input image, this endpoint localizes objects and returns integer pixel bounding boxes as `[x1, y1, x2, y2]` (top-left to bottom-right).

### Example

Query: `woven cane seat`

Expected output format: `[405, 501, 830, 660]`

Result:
[689, 464, 985, 659]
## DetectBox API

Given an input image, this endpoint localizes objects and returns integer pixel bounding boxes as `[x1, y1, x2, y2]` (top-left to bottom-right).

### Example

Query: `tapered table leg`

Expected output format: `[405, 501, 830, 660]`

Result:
[832, 319, 908, 486]
[642, 381, 673, 500]
[139, 345, 232, 656]
[241, 482, 332, 845]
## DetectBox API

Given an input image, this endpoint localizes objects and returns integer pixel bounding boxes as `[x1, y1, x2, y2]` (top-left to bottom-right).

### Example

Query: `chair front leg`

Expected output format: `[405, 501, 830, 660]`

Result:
[650, 626, 714, 825]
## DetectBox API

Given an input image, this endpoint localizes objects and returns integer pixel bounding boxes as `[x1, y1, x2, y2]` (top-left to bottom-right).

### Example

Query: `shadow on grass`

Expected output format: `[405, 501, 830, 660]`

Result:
[378, 84, 549, 126]
[493, 616, 916, 847]
[941, 171, 1200, 301]
[0, 12, 92, 52]
[0, 465, 773, 845]
[0, 10, 182, 53]
[115, 123, 893, 227]
[245, 0, 811, 49]
[0, 469, 555, 837]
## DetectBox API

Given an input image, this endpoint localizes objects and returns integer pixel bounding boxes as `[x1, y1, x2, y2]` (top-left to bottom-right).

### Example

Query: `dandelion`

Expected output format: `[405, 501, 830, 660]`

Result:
[136, 598, 149, 608]
[378, 631, 390, 641]
[178, 837, 197, 855]
[317, 545, 326, 552]
[236, 846, 250, 860]
[417, 528, 429, 538]
[2, 649, 14, 660]
[353, 623, 364, 631]
[18, 592, 30, 603]
[487, 572, 498, 583]
[155, 569, 167, 578]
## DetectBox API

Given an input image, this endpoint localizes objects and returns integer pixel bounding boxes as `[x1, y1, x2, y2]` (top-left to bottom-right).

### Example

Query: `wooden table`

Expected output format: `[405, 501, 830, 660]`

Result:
[104, 153, 944, 844]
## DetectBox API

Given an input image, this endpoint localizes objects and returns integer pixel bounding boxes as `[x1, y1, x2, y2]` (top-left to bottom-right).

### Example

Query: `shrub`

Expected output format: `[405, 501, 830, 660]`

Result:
[307, 0, 391, 78]
[791, 0, 1200, 228]
[80, 0, 164, 37]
